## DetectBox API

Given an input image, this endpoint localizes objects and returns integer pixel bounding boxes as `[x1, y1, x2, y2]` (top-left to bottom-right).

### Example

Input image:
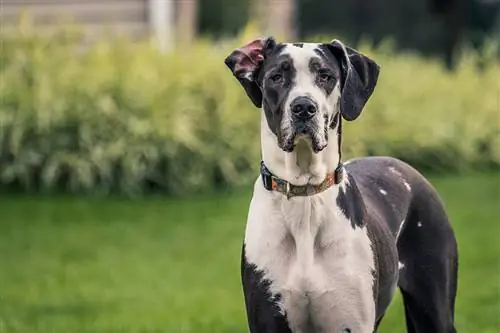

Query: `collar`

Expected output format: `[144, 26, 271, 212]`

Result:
[260, 161, 344, 199]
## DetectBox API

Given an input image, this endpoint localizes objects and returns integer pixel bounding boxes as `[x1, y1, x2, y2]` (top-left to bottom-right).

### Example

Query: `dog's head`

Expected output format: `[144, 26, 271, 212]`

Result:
[224, 37, 380, 153]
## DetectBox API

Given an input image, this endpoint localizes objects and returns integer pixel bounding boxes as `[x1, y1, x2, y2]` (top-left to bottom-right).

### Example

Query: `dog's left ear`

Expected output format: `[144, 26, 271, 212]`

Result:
[224, 37, 276, 108]
[326, 40, 380, 121]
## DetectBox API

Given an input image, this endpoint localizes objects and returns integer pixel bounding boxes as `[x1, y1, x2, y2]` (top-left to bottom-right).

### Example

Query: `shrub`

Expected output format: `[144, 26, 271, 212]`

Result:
[0, 22, 498, 195]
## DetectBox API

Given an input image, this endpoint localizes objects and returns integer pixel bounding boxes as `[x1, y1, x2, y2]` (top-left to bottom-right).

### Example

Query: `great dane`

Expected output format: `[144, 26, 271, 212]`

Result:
[224, 37, 458, 333]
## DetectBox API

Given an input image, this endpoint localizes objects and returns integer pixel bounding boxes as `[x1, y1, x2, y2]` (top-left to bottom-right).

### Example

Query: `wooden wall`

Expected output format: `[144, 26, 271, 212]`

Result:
[1, 0, 150, 40]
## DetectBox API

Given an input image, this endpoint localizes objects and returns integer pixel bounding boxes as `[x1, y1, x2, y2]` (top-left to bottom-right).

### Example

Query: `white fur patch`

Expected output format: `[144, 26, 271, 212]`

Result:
[398, 261, 405, 270]
[396, 219, 406, 240]
[388, 166, 399, 175]
[242, 71, 254, 80]
[417, 221, 423, 228]
[245, 178, 376, 332]
[379, 189, 387, 195]
[388, 166, 412, 192]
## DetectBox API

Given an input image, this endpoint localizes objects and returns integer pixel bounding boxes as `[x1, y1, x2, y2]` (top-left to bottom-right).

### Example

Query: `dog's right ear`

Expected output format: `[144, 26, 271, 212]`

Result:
[224, 37, 276, 108]
[326, 40, 380, 121]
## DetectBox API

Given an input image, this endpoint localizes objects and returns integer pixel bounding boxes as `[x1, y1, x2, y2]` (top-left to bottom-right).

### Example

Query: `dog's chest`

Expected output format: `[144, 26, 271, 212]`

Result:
[245, 182, 376, 332]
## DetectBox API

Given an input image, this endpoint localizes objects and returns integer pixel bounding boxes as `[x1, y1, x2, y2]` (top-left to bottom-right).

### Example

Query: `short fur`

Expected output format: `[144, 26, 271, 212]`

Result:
[225, 37, 458, 333]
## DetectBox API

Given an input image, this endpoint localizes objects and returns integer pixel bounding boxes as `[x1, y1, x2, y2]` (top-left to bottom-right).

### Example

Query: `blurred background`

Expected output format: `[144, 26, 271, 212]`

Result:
[0, 0, 499, 332]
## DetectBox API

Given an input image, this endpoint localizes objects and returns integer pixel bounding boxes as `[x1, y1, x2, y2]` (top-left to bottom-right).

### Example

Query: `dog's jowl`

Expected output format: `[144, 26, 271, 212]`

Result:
[225, 38, 458, 333]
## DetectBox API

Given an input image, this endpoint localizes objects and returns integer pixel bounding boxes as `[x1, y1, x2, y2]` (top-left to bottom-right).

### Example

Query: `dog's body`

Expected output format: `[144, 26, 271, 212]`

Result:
[243, 155, 458, 333]
[225, 39, 458, 333]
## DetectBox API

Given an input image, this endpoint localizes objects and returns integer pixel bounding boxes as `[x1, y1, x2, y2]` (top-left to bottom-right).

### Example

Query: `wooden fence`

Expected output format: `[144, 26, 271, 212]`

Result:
[0, 0, 195, 48]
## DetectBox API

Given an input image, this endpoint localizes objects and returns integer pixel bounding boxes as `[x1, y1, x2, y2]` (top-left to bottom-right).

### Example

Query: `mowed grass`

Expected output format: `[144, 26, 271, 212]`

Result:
[0, 173, 498, 333]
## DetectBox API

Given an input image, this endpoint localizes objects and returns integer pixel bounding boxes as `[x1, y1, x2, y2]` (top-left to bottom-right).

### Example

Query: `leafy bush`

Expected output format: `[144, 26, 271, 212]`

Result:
[0, 22, 498, 195]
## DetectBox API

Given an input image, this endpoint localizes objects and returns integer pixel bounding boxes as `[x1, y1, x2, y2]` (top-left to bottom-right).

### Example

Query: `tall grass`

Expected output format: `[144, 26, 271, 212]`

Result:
[1, 22, 499, 195]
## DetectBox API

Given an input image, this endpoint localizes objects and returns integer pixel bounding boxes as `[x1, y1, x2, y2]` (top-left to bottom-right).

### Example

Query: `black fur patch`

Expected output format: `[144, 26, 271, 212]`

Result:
[292, 43, 304, 48]
[336, 115, 342, 161]
[241, 244, 292, 333]
[314, 45, 342, 77]
[308, 54, 340, 96]
[336, 173, 366, 229]
[258, 45, 296, 140]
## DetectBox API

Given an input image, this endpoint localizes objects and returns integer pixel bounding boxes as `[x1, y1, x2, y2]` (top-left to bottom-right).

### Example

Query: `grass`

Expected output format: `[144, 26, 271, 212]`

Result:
[0, 172, 499, 333]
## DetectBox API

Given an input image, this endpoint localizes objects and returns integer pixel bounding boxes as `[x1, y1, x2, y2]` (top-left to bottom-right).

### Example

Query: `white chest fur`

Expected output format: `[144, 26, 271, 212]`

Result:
[244, 178, 376, 333]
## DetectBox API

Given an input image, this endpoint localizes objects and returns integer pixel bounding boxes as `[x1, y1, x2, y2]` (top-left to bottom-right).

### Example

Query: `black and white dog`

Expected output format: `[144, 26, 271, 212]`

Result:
[224, 37, 458, 333]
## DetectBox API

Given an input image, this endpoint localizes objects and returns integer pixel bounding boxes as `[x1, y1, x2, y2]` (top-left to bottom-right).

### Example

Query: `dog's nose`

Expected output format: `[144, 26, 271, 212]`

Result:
[290, 97, 317, 120]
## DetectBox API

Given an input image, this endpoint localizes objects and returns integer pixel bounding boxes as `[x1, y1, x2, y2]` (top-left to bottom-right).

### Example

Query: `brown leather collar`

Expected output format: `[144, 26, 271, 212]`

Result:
[260, 162, 344, 199]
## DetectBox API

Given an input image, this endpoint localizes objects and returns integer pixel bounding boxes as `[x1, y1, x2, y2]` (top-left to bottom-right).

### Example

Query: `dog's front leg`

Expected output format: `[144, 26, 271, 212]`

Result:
[242, 281, 292, 333]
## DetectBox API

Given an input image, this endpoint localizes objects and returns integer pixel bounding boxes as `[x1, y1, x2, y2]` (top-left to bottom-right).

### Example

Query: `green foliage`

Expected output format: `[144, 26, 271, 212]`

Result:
[0, 23, 499, 195]
[344, 39, 500, 172]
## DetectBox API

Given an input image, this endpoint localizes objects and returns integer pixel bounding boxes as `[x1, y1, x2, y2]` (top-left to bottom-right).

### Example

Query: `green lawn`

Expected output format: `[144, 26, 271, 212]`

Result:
[0, 173, 499, 333]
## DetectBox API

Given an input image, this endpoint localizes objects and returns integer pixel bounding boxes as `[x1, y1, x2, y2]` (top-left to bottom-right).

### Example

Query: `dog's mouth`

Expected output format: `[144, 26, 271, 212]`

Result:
[279, 127, 327, 153]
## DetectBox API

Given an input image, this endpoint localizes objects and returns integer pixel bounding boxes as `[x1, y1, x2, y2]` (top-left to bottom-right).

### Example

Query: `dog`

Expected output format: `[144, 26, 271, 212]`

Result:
[224, 37, 458, 333]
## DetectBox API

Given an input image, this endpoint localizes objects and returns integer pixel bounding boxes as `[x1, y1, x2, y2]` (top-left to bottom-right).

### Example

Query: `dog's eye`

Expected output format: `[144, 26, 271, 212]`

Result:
[270, 73, 283, 83]
[319, 72, 333, 83]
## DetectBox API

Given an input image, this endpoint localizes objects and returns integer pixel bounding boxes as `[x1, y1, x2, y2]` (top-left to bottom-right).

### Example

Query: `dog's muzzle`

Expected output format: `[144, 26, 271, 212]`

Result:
[282, 96, 326, 153]
[290, 96, 318, 136]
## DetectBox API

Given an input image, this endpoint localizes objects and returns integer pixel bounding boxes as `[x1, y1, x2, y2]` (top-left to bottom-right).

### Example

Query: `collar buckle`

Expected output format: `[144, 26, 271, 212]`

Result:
[285, 182, 291, 199]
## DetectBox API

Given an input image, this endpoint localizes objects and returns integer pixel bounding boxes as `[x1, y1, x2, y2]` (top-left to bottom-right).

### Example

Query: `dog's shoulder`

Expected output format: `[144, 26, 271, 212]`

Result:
[344, 156, 439, 200]
[344, 156, 413, 177]
[344, 156, 427, 194]
[342, 156, 416, 234]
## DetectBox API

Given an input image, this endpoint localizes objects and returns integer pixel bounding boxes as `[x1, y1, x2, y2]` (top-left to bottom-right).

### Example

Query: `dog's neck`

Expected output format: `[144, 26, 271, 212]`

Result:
[261, 114, 341, 187]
